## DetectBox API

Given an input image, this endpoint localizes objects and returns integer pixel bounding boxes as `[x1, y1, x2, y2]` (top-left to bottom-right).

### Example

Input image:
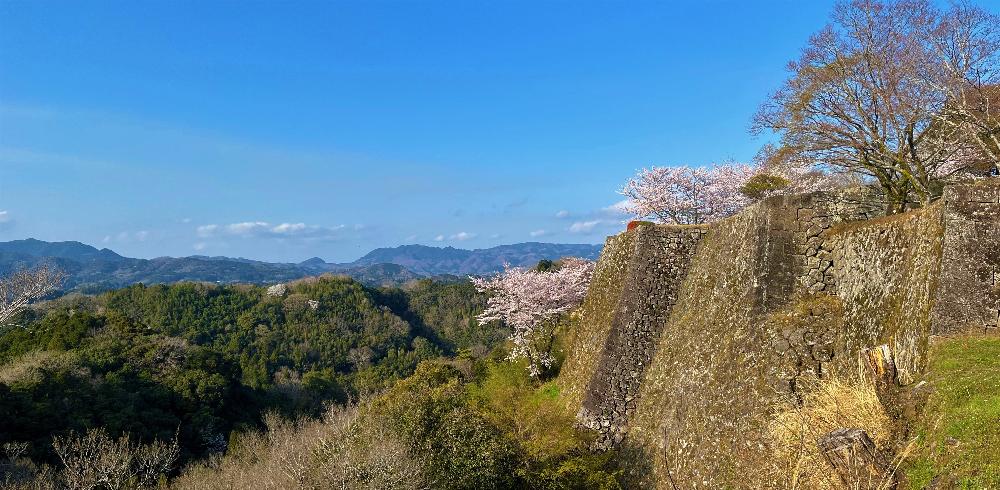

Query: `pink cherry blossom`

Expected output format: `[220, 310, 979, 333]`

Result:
[471, 258, 595, 377]
[619, 163, 755, 225]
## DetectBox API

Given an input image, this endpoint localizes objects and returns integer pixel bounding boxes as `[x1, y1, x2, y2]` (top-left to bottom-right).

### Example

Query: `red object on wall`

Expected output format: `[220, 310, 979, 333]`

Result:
[627, 221, 642, 231]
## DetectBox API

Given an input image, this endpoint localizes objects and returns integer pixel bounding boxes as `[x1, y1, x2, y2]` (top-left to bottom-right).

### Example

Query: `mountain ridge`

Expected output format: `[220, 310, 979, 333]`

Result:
[0, 239, 603, 291]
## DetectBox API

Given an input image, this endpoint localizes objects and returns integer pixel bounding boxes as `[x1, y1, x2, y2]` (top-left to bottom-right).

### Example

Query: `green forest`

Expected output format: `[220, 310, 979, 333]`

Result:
[0, 274, 632, 489]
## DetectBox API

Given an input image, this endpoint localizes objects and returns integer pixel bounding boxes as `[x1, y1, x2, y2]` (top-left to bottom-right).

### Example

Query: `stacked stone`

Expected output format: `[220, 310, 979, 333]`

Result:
[770, 299, 841, 395]
[788, 190, 885, 296]
[931, 181, 1000, 333]
[578, 224, 708, 448]
[795, 207, 837, 294]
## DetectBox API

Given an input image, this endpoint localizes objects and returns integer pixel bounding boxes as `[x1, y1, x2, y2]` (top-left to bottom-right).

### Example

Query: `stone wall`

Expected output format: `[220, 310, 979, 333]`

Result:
[825, 205, 945, 385]
[782, 187, 886, 296]
[931, 181, 1000, 334]
[558, 231, 637, 415]
[574, 224, 708, 447]
[559, 181, 999, 488]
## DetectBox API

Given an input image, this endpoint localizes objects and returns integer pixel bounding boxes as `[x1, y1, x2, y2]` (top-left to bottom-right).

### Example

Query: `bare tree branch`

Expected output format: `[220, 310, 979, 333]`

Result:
[0, 263, 65, 329]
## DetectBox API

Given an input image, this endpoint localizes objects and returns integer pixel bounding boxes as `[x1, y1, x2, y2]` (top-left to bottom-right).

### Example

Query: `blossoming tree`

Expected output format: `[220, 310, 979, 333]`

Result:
[471, 258, 595, 377]
[619, 162, 756, 225]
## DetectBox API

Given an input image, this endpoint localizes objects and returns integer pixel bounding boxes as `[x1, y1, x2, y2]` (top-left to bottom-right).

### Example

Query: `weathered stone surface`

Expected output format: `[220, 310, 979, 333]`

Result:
[577, 224, 708, 447]
[931, 182, 1000, 334]
[558, 181, 999, 488]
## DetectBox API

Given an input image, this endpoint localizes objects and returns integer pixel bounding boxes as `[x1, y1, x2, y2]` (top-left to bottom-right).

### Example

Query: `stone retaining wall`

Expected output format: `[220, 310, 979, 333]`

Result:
[575, 224, 708, 447]
[560, 182, 999, 487]
[932, 182, 1000, 334]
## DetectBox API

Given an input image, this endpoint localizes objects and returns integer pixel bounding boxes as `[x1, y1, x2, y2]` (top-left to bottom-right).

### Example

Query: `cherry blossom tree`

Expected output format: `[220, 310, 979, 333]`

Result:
[0, 264, 64, 329]
[471, 258, 595, 377]
[619, 162, 756, 225]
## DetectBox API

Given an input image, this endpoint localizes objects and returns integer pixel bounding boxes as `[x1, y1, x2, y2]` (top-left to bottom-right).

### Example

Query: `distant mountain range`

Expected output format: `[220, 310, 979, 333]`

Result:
[349, 243, 603, 276]
[0, 239, 602, 292]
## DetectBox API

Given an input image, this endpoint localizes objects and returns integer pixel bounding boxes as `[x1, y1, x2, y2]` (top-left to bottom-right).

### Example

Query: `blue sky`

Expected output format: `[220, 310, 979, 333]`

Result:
[0, 0, 840, 262]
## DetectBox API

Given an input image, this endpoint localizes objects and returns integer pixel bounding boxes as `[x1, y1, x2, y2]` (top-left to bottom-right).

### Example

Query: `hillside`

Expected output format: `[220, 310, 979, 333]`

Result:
[0, 275, 494, 470]
[0, 239, 601, 292]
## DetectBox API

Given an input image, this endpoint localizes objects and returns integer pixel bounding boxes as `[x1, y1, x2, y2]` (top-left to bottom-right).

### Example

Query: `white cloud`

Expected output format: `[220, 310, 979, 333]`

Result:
[197, 224, 219, 237]
[271, 222, 307, 234]
[449, 231, 476, 241]
[434, 235, 445, 242]
[569, 220, 603, 233]
[181, 218, 192, 224]
[0, 210, 12, 230]
[193, 242, 207, 251]
[197, 221, 346, 240]
[405, 234, 418, 242]
[555, 210, 569, 219]
[104, 230, 152, 243]
[226, 221, 270, 235]
[490, 233, 503, 239]
[603, 200, 631, 215]
[529, 229, 547, 237]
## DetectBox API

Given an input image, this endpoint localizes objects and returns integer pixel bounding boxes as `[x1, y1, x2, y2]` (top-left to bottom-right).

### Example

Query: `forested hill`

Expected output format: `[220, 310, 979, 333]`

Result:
[0, 239, 602, 292]
[0, 276, 498, 466]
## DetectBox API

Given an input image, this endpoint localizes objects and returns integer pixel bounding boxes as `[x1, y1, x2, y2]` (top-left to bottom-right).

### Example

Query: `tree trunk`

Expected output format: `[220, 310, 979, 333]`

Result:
[818, 428, 896, 489]
[863, 344, 902, 421]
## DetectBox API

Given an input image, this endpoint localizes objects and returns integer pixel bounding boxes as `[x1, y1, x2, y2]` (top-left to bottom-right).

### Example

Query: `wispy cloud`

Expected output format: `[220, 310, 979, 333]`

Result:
[0, 210, 14, 231]
[449, 231, 476, 241]
[197, 221, 347, 240]
[569, 220, 605, 234]
[555, 210, 570, 219]
[603, 200, 630, 215]
[529, 229, 547, 237]
[434, 235, 445, 242]
[196, 224, 219, 237]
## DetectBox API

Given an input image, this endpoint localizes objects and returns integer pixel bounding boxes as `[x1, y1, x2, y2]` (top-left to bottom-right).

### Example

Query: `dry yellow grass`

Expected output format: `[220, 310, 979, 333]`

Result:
[764, 375, 893, 489]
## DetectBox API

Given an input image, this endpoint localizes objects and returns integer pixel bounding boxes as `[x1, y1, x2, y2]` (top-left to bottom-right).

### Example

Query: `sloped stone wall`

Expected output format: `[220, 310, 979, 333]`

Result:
[575, 225, 708, 447]
[559, 231, 637, 414]
[932, 181, 1000, 333]
[559, 184, 1000, 488]
[826, 204, 945, 385]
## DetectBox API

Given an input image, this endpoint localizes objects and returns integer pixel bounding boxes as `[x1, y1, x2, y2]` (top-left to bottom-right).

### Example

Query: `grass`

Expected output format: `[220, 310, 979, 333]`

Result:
[904, 334, 1000, 489]
[761, 375, 895, 489]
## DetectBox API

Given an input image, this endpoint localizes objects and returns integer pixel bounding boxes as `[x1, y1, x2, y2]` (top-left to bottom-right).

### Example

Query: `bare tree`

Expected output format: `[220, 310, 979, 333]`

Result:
[754, 0, 1000, 212]
[923, 4, 1000, 172]
[0, 264, 64, 329]
[52, 428, 179, 490]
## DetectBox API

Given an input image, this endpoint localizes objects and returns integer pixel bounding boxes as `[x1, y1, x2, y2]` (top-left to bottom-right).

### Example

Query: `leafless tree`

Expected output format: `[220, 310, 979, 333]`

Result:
[0, 264, 65, 329]
[923, 3, 1000, 171]
[754, 0, 1000, 212]
[52, 428, 179, 490]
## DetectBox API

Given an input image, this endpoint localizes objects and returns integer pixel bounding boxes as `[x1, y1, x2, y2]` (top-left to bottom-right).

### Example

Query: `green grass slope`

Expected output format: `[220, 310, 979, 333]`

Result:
[904, 334, 1000, 489]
